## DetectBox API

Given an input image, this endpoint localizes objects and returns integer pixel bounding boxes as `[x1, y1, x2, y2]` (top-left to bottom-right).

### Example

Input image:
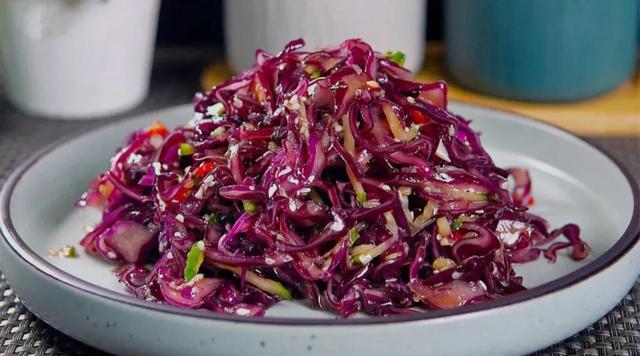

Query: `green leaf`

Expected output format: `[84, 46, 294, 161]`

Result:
[310, 71, 321, 79]
[385, 51, 406, 66]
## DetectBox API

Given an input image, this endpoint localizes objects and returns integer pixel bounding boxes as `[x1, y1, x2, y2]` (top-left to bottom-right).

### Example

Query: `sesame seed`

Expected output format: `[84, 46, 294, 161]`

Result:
[268, 185, 277, 198]
[233, 97, 243, 108]
[277, 167, 292, 177]
[236, 308, 250, 316]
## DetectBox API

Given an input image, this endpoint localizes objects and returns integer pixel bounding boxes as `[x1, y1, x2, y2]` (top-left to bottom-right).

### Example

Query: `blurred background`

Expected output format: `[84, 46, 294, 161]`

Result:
[0, 0, 637, 137]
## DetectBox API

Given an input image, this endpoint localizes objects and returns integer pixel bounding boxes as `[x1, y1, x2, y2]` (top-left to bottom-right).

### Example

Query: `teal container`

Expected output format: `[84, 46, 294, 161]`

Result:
[445, 0, 638, 102]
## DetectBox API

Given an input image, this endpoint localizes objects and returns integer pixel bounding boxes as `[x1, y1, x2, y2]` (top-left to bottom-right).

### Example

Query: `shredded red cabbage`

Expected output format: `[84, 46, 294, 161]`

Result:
[78, 39, 590, 317]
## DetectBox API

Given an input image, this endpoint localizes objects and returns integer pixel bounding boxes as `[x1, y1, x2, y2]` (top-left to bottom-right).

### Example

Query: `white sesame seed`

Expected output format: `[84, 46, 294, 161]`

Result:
[233, 97, 243, 108]
[236, 308, 250, 316]
[435, 140, 451, 162]
[228, 143, 239, 157]
[278, 167, 292, 177]
[193, 186, 205, 200]
[204, 175, 215, 187]
[206, 103, 225, 117]
[298, 188, 311, 195]
[329, 212, 345, 232]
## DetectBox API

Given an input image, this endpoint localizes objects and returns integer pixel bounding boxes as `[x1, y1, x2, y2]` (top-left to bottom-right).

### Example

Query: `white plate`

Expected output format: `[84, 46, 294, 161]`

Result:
[1, 103, 638, 355]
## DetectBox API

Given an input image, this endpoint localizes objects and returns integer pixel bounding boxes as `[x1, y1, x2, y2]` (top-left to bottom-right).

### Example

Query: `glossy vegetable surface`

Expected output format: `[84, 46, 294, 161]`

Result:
[79, 39, 589, 317]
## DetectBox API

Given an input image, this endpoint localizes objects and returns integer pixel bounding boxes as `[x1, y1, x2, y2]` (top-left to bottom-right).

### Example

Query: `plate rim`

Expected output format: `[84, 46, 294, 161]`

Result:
[1, 102, 638, 326]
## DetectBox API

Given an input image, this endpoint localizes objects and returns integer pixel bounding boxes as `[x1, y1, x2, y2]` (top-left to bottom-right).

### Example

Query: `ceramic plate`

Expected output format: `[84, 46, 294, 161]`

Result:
[1, 103, 638, 356]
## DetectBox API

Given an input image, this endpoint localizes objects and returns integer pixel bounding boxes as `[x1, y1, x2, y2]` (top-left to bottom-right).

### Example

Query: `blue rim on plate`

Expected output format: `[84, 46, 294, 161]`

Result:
[1, 103, 639, 326]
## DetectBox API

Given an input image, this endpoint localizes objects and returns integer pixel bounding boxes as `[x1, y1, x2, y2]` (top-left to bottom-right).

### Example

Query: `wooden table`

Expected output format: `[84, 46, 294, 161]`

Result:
[202, 44, 640, 137]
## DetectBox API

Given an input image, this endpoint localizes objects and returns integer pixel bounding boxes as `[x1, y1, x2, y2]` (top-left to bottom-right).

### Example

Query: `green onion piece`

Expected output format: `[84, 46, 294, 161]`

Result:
[178, 143, 195, 156]
[184, 241, 205, 281]
[356, 191, 368, 204]
[214, 263, 292, 300]
[353, 253, 373, 265]
[385, 51, 406, 66]
[477, 193, 489, 201]
[211, 126, 226, 138]
[66, 246, 78, 258]
[351, 244, 376, 265]
[309, 189, 324, 204]
[243, 200, 257, 214]
[348, 228, 360, 246]
[451, 217, 463, 230]
[206, 213, 220, 225]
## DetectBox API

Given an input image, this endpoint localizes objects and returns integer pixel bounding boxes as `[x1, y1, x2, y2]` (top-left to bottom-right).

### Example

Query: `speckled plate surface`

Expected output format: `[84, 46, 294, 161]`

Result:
[1, 103, 638, 356]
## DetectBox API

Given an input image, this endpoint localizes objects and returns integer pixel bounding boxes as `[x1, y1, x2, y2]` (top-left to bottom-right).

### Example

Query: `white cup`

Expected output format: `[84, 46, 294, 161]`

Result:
[224, 0, 426, 73]
[0, 0, 160, 120]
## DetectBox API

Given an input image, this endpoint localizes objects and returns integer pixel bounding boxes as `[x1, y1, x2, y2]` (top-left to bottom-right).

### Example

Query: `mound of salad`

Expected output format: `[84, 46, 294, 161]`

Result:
[78, 39, 590, 317]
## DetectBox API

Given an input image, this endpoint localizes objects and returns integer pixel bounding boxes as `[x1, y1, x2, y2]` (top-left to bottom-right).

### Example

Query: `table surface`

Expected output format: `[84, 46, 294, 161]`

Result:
[0, 47, 639, 356]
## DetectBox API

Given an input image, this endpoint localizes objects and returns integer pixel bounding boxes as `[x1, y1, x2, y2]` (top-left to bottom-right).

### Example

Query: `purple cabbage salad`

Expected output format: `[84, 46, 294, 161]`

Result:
[78, 39, 590, 317]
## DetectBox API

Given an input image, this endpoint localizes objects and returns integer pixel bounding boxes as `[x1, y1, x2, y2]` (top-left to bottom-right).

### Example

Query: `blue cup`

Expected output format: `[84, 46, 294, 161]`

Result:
[445, 0, 638, 102]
